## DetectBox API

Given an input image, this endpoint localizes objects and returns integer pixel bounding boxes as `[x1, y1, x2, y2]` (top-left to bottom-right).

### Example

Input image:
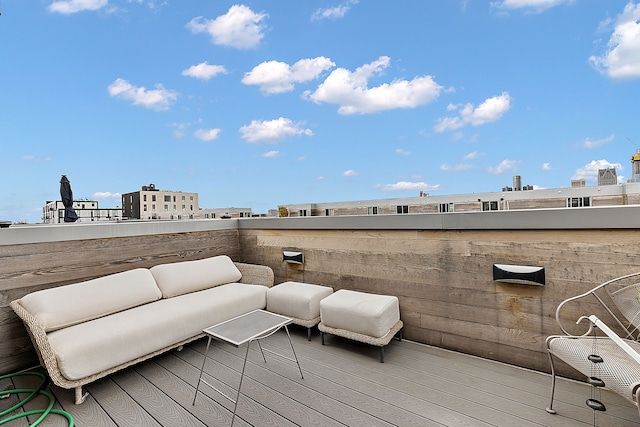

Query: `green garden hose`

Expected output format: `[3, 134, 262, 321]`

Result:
[0, 371, 74, 426]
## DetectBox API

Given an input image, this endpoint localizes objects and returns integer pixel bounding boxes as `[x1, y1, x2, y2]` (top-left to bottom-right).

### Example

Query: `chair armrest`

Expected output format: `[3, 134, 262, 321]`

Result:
[579, 315, 640, 365]
[234, 262, 274, 288]
[10, 299, 64, 383]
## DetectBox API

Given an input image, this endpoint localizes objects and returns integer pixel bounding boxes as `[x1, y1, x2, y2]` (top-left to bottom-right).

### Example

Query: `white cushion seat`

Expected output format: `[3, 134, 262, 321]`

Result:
[319, 289, 403, 362]
[48, 283, 267, 381]
[267, 281, 333, 340]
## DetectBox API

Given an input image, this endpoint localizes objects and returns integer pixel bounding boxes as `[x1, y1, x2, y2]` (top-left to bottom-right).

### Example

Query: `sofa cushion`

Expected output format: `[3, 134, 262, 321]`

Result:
[19, 268, 162, 332]
[150, 255, 242, 298]
[47, 282, 268, 381]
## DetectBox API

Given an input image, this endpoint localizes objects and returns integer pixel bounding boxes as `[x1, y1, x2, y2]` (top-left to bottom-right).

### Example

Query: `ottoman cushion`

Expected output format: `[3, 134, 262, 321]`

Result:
[320, 290, 400, 339]
[267, 281, 333, 322]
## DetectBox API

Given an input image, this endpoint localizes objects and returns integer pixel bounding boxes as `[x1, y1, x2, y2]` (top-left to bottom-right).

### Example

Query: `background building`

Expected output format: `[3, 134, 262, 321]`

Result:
[122, 184, 199, 220]
[598, 168, 617, 186]
[42, 200, 122, 224]
[283, 176, 640, 217]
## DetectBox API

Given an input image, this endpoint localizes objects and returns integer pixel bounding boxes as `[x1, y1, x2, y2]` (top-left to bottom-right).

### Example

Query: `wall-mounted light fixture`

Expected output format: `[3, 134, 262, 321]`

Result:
[283, 251, 304, 264]
[493, 264, 545, 286]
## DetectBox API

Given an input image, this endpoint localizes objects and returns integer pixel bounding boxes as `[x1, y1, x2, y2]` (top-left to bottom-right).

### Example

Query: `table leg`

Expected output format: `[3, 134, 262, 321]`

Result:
[284, 325, 304, 379]
[231, 340, 252, 426]
[192, 336, 213, 406]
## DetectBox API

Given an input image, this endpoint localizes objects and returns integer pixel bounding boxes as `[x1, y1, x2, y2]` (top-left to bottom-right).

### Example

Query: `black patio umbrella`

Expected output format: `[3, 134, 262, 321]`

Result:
[60, 175, 78, 223]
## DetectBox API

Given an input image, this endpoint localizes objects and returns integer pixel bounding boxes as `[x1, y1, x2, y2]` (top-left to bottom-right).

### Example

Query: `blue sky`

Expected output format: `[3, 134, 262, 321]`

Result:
[2, 0, 640, 223]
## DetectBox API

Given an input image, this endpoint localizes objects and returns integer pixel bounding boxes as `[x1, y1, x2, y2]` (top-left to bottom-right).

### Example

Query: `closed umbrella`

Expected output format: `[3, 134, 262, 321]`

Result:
[60, 175, 78, 223]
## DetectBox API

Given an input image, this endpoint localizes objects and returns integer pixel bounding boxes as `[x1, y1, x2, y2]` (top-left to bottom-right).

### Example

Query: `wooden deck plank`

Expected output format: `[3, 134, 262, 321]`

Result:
[0, 376, 29, 427]
[10, 371, 67, 427]
[179, 342, 405, 427]
[154, 348, 296, 427]
[268, 330, 638, 427]
[263, 332, 535, 426]
[391, 338, 640, 425]
[196, 333, 495, 427]
[133, 359, 235, 427]
[49, 384, 117, 427]
[111, 369, 208, 427]
[85, 377, 162, 426]
[26, 330, 640, 427]
[163, 346, 339, 427]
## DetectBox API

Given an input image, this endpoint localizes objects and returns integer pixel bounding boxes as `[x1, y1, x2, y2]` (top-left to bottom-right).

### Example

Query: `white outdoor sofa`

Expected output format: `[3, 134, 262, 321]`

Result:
[10, 255, 274, 404]
[546, 272, 640, 418]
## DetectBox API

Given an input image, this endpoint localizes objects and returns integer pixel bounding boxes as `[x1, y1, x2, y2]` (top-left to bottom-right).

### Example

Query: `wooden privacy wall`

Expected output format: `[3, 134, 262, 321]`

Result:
[239, 227, 640, 377]
[0, 229, 239, 374]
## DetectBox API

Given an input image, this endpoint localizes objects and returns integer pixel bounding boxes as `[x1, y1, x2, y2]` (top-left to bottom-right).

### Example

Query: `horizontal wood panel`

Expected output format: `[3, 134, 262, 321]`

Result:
[0, 228, 239, 374]
[240, 227, 640, 373]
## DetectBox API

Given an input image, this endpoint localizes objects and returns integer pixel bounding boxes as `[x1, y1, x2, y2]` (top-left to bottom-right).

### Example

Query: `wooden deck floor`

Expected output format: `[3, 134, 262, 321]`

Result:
[2, 327, 639, 426]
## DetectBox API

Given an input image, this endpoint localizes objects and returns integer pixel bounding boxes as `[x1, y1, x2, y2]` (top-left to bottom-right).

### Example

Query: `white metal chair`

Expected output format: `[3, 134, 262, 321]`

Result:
[546, 272, 640, 418]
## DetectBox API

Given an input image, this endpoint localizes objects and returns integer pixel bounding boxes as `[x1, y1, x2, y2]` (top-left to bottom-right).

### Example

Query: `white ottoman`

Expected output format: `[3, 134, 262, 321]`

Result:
[267, 281, 334, 340]
[318, 289, 403, 362]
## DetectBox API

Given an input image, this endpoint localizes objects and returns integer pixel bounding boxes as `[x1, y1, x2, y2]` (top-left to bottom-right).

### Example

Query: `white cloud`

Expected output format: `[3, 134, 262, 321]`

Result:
[579, 133, 615, 148]
[108, 78, 178, 111]
[305, 56, 442, 114]
[440, 163, 475, 171]
[487, 159, 520, 175]
[242, 57, 335, 94]
[590, 2, 640, 79]
[375, 181, 441, 191]
[172, 122, 187, 138]
[239, 117, 313, 143]
[186, 5, 267, 50]
[23, 155, 52, 162]
[572, 159, 624, 183]
[395, 148, 410, 156]
[182, 62, 228, 80]
[261, 150, 280, 158]
[48, 0, 108, 14]
[343, 169, 359, 177]
[92, 191, 121, 201]
[490, 0, 572, 13]
[194, 128, 222, 141]
[311, 6, 350, 20]
[542, 162, 552, 170]
[464, 151, 481, 160]
[311, 1, 358, 21]
[434, 92, 512, 132]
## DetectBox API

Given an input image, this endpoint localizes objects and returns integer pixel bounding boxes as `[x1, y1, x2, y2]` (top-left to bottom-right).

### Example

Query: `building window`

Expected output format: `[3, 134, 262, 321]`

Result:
[143, 205, 147, 212]
[368, 206, 378, 215]
[299, 209, 307, 217]
[482, 201, 499, 211]
[164, 195, 171, 202]
[568, 197, 591, 208]
[152, 204, 156, 211]
[143, 195, 147, 202]
[190, 196, 194, 202]
[439, 203, 454, 213]
[164, 204, 169, 212]
[396, 205, 409, 214]
[325, 208, 335, 216]
[182, 195, 186, 202]
[152, 195, 156, 202]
